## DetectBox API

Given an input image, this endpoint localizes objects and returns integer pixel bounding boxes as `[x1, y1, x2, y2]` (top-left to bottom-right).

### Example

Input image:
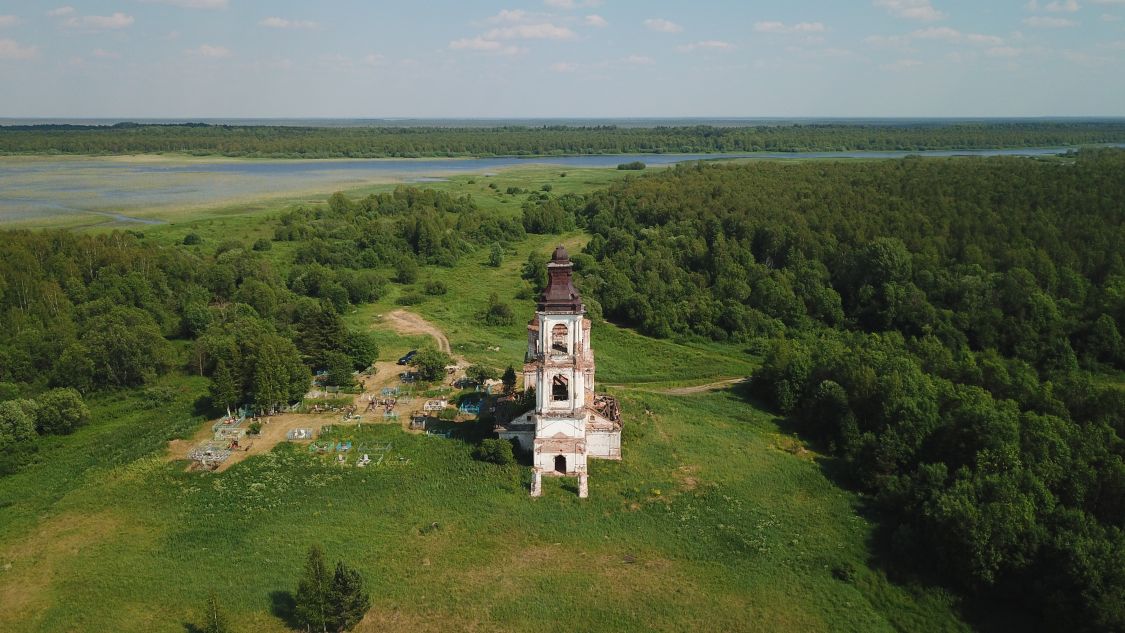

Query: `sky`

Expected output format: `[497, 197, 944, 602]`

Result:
[0, 0, 1124, 118]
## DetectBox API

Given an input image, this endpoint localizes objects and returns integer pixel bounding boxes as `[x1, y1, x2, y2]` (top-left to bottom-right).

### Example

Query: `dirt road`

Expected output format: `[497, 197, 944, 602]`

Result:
[380, 309, 451, 353]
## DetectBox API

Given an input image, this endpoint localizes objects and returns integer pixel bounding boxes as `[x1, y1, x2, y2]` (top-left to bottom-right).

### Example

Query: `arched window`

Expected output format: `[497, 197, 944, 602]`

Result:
[554, 455, 567, 473]
[551, 323, 569, 353]
[552, 375, 569, 401]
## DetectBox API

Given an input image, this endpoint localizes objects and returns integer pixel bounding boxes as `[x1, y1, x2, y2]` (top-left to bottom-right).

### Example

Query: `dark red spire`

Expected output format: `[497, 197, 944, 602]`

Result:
[538, 245, 584, 313]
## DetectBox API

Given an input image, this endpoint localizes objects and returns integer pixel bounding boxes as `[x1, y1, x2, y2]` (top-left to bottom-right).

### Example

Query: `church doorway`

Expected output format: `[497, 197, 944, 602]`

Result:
[554, 455, 567, 473]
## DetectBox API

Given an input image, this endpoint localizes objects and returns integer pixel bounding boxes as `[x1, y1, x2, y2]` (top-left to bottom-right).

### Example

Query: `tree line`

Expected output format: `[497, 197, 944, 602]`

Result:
[2, 121, 1124, 157]
[573, 150, 1125, 631]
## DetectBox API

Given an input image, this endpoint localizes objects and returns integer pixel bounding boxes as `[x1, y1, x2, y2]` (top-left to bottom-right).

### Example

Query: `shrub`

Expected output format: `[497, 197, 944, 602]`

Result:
[483, 293, 515, 326]
[424, 280, 448, 296]
[396, 292, 425, 306]
[540, 184, 553, 192]
[617, 161, 646, 170]
[395, 258, 419, 284]
[475, 438, 516, 465]
[182, 233, 202, 245]
[34, 388, 89, 435]
[252, 237, 272, 251]
[488, 243, 504, 268]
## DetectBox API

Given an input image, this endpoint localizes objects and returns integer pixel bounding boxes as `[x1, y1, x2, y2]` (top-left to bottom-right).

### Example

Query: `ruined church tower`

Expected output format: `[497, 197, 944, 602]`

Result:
[497, 245, 621, 498]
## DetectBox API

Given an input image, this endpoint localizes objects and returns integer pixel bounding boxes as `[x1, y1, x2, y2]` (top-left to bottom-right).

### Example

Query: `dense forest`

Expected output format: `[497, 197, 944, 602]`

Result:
[0, 187, 515, 473]
[571, 151, 1125, 631]
[2, 121, 1124, 157]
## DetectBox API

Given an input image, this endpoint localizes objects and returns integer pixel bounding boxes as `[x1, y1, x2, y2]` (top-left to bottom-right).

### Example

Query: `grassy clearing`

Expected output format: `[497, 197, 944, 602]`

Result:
[0, 166, 971, 632]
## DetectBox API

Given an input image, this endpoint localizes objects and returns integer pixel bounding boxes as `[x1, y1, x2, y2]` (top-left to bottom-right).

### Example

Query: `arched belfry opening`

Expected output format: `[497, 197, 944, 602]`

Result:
[552, 375, 569, 401]
[554, 455, 567, 473]
[551, 323, 569, 353]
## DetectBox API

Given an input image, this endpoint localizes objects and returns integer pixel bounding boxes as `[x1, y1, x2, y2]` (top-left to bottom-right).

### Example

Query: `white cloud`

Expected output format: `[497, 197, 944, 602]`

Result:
[1101, 13, 1122, 21]
[1046, 0, 1081, 11]
[550, 61, 578, 72]
[484, 10, 530, 24]
[363, 53, 386, 67]
[881, 58, 923, 70]
[260, 17, 318, 30]
[49, 8, 134, 30]
[190, 44, 230, 58]
[585, 14, 608, 28]
[1023, 16, 1078, 26]
[75, 12, 133, 29]
[677, 40, 734, 52]
[91, 48, 121, 59]
[910, 27, 1003, 45]
[0, 38, 37, 60]
[484, 23, 576, 40]
[544, 0, 601, 8]
[622, 54, 654, 64]
[139, 0, 228, 8]
[449, 37, 520, 55]
[643, 18, 683, 33]
[873, 0, 945, 21]
[0, 15, 21, 27]
[753, 21, 826, 34]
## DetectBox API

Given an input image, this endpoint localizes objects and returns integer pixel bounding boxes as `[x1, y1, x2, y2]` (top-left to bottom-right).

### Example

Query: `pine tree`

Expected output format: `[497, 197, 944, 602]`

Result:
[327, 561, 371, 632]
[202, 590, 230, 633]
[294, 544, 332, 632]
[502, 365, 517, 394]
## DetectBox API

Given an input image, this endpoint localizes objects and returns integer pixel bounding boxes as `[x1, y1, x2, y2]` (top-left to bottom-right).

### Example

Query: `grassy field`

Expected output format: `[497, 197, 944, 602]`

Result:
[0, 165, 973, 632]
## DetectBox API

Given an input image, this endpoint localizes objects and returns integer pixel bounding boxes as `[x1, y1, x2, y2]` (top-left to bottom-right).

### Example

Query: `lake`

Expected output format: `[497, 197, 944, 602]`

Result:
[0, 148, 1093, 225]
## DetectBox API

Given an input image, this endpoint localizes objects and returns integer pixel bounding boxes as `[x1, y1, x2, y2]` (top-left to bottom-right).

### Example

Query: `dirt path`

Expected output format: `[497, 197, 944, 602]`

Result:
[380, 309, 451, 353]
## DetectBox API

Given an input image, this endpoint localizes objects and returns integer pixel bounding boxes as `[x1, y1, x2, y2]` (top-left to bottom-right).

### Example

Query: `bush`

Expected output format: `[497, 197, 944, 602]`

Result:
[483, 293, 515, 326]
[617, 161, 646, 170]
[182, 233, 202, 245]
[505, 186, 525, 195]
[540, 184, 553, 192]
[424, 280, 448, 296]
[475, 438, 516, 465]
[34, 388, 89, 435]
[396, 292, 425, 306]
[395, 258, 419, 284]
[488, 243, 504, 268]
[252, 237, 272, 252]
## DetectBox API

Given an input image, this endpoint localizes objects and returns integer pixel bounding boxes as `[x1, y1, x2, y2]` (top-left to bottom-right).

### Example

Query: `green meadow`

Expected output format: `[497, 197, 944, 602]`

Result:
[0, 164, 972, 632]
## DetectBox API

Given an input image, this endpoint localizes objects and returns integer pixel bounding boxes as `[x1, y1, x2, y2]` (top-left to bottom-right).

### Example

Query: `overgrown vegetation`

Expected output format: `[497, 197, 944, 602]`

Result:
[577, 149, 1125, 631]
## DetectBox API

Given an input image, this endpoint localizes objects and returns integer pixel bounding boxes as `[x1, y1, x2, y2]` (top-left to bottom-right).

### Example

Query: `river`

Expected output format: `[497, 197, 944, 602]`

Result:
[0, 147, 1099, 225]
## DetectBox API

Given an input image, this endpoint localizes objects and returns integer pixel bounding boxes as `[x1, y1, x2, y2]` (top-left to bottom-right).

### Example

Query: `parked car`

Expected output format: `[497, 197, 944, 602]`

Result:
[397, 350, 418, 365]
